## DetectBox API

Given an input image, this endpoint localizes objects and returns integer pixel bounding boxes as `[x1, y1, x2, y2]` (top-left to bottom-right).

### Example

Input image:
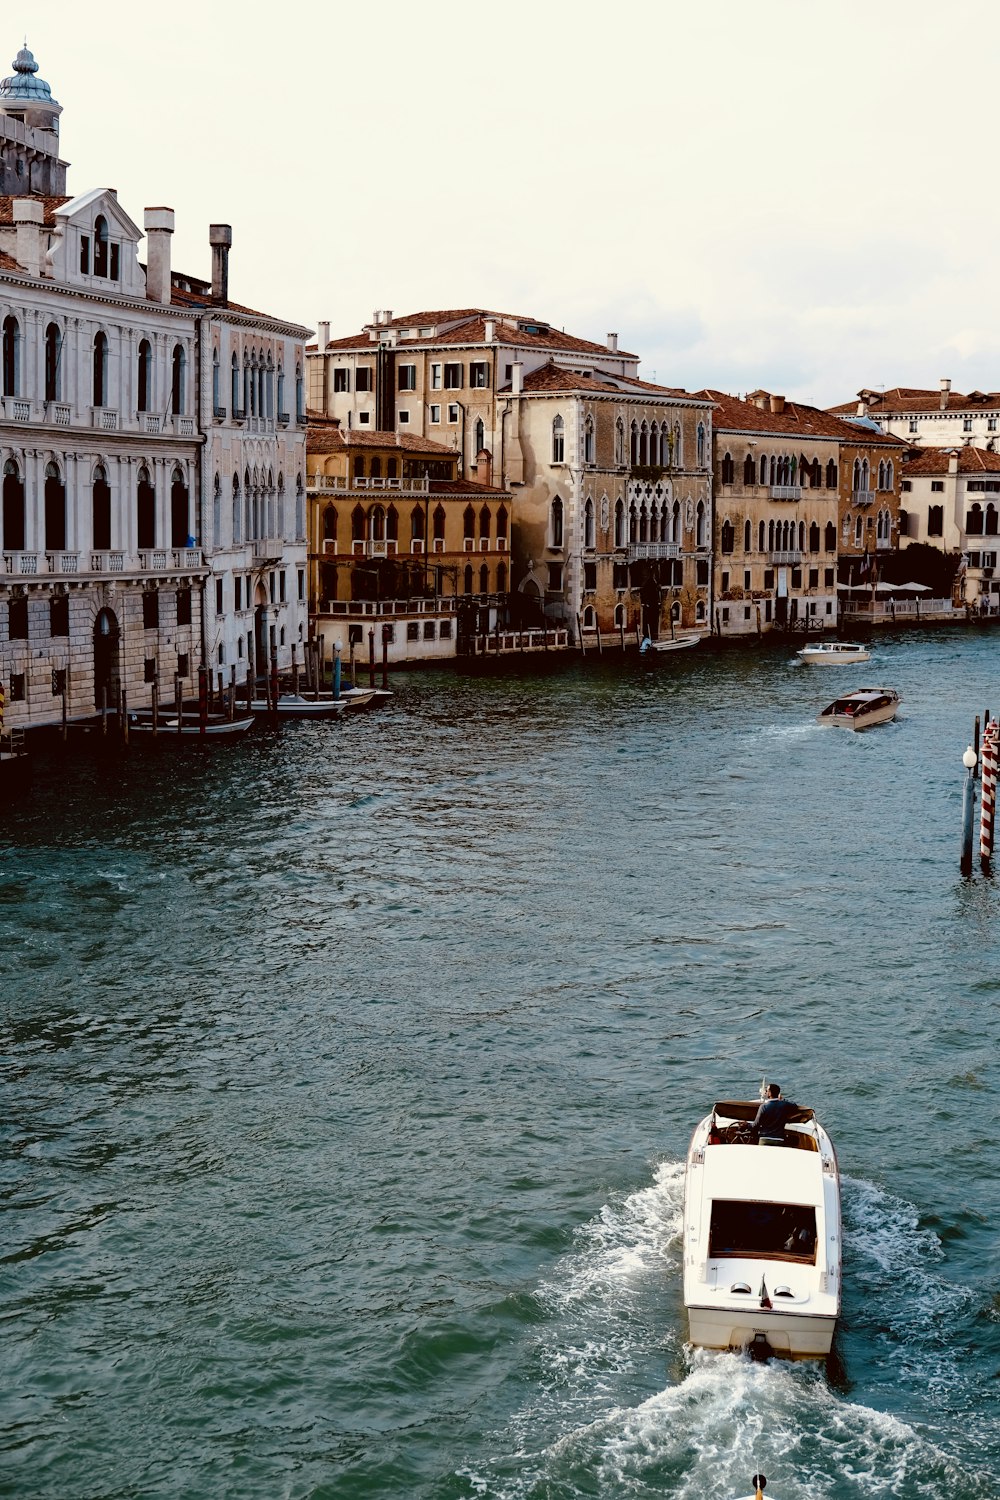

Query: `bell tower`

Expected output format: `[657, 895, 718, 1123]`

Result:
[0, 44, 68, 196]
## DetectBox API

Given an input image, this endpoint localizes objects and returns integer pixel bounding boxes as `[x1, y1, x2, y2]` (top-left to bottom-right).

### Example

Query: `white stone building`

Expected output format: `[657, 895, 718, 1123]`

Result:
[0, 44, 309, 730]
[830, 380, 1000, 450]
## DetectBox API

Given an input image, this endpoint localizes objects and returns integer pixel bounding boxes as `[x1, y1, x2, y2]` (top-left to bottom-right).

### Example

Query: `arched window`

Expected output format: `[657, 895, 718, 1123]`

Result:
[385, 504, 398, 542]
[615, 417, 625, 465]
[137, 465, 155, 550]
[277, 474, 285, 539]
[93, 464, 112, 550]
[630, 421, 639, 467]
[629, 502, 638, 543]
[551, 496, 563, 546]
[93, 331, 108, 407]
[966, 503, 984, 535]
[853, 458, 862, 492]
[760, 455, 768, 486]
[171, 467, 189, 548]
[825, 521, 836, 552]
[826, 459, 838, 489]
[296, 475, 305, 544]
[552, 415, 565, 463]
[584, 415, 595, 464]
[696, 500, 707, 548]
[212, 474, 221, 548]
[721, 520, 734, 554]
[464, 564, 474, 594]
[137, 339, 152, 413]
[744, 518, 752, 551]
[474, 417, 485, 458]
[811, 458, 822, 488]
[768, 519, 775, 551]
[352, 504, 365, 542]
[231, 353, 240, 413]
[247, 354, 256, 418]
[759, 519, 766, 551]
[433, 504, 446, 541]
[798, 520, 805, 551]
[295, 362, 304, 421]
[673, 422, 682, 467]
[44, 323, 61, 402]
[171, 345, 186, 416]
[496, 504, 508, 542]
[885, 460, 894, 490]
[809, 521, 820, 552]
[94, 215, 109, 278]
[370, 504, 385, 542]
[2, 315, 19, 396]
[463, 505, 475, 540]
[584, 497, 595, 548]
[614, 498, 625, 547]
[986, 504, 999, 537]
[744, 453, 755, 486]
[42, 462, 66, 552]
[277, 364, 285, 418]
[479, 562, 489, 594]
[232, 476, 241, 544]
[497, 562, 507, 592]
[410, 506, 424, 542]
[370, 456, 382, 479]
[479, 505, 491, 539]
[697, 424, 706, 467]
[3, 458, 25, 550]
[855, 515, 863, 545]
[639, 421, 649, 466]
[721, 452, 735, 485]
[212, 349, 220, 413]
[877, 508, 892, 543]
[614, 602, 626, 627]
[670, 499, 681, 544]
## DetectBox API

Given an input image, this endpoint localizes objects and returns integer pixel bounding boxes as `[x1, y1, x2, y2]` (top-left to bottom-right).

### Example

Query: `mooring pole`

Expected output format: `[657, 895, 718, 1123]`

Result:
[333, 640, 342, 700]
[980, 718, 997, 871]
[961, 744, 978, 876]
[368, 628, 376, 688]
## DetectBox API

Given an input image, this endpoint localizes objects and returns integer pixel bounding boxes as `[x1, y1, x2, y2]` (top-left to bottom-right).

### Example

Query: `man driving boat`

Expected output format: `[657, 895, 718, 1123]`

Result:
[752, 1082, 798, 1145]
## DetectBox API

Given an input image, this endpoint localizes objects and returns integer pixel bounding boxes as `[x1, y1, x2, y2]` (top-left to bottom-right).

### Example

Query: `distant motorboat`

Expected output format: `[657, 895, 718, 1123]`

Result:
[796, 641, 871, 664]
[127, 710, 255, 739]
[818, 686, 900, 730]
[639, 633, 700, 654]
[683, 1092, 841, 1360]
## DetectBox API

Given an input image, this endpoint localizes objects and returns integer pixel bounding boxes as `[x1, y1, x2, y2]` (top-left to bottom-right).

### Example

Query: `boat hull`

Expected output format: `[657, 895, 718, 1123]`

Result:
[685, 1302, 837, 1359]
[797, 644, 870, 664]
[127, 714, 255, 738]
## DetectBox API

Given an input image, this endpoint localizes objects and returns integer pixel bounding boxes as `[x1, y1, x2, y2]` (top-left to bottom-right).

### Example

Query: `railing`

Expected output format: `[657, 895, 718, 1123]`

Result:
[46, 551, 79, 573]
[3, 552, 39, 574]
[91, 552, 125, 572]
[771, 485, 801, 501]
[628, 542, 680, 560]
[8, 398, 31, 422]
[50, 404, 71, 426]
[214, 405, 227, 421]
[770, 550, 802, 565]
[143, 414, 161, 433]
[277, 412, 290, 426]
[232, 407, 246, 421]
[852, 489, 875, 506]
[3, 549, 204, 576]
[308, 475, 431, 494]
[876, 537, 892, 550]
[139, 548, 205, 570]
[93, 408, 119, 430]
[318, 597, 461, 618]
[252, 546, 283, 565]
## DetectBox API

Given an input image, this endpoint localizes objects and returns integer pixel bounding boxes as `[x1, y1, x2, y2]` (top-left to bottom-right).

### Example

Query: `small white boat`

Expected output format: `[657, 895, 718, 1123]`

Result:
[639, 634, 700, 654]
[683, 1091, 841, 1360]
[818, 686, 899, 730]
[796, 641, 870, 664]
[250, 694, 348, 719]
[127, 711, 255, 739]
[731, 1477, 774, 1500]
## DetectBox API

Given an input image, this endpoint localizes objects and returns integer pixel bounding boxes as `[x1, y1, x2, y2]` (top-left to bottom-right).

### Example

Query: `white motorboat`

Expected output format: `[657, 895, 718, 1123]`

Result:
[250, 693, 348, 719]
[817, 686, 899, 730]
[639, 633, 700, 654]
[796, 641, 870, 664]
[127, 711, 255, 739]
[683, 1092, 841, 1360]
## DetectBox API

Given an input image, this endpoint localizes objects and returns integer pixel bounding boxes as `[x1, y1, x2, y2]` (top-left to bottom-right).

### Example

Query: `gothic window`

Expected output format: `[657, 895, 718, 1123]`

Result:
[877, 508, 891, 543]
[43, 462, 66, 552]
[809, 522, 820, 552]
[171, 467, 189, 548]
[744, 518, 752, 551]
[987, 504, 999, 537]
[855, 516, 863, 545]
[352, 504, 365, 541]
[744, 453, 756, 485]
[479, 505, 491, 539]
[629, 502, 638, 543]
[697, 424, 706, 467]
[410, 506, 424, 542]
[137, 339, 152, 413]
[212, 349, 221, 412]
[479, 563, 489, 593]
[673, 422, 682, 467]
[212, 474, 221, 548]
[825, 521, 836, 551]
[759, 519, 766, 551]
[433, 505, 446, 541]
[615, 417, 625, 465]
[639, 421, 648, 466]
[172, 345, 186, 416]
[137, 465, 155, 550]
[370, 505, 385, 542]
[2, 315, 20, 396]
[464, 564, 474, 594]
[584, 416, 595, 464]
[639, 502, 648, 543]
[386, 505, 398, 542]
[551, 496, 564, 546]
[966, 503, 984, 535]
[630, 420, 638, 467]
[696, 500, 707, 548]
[92, 331, 108, 408]
[760, 454, 768, 486]
[94, 215, 109, 278]
[552, 415, 565, 463]
[45, 323, 61, 402]
[232, 353, 240, 414]
[496, 505, 508, 541]
[463, 505, 475, 539]
[826, 459, 838, 489]
[93, 464, 112, 550]
[721, 452, 735, 485]
[233, 476, 241, 544]
[584, 497, 595, 548]
[614, 498, 624, 547]
[928, 505, 943, 536]
[721, 520, 734, 554]
[497, 561, 507, 592]
[295, 363, 304, 421]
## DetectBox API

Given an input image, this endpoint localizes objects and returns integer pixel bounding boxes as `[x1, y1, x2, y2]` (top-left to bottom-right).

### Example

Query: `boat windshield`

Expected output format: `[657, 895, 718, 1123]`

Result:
[709, 1200, 818, 1262]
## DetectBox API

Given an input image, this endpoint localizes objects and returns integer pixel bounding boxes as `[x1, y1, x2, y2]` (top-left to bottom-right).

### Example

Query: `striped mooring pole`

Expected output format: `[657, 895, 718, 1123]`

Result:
[979, 719, 998, 870]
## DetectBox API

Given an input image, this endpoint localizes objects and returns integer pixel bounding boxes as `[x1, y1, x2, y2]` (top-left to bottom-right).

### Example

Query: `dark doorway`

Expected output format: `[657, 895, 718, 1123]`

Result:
[93, 608, 121, 710]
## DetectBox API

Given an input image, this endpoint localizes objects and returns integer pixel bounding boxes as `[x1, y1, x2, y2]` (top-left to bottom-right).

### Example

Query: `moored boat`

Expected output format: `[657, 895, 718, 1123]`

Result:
[639, 633, 700, 654]
[250, 693, 348, 719]
[683, 1089, 841, 1359]
[796, 641, 871, 664]
[817, 686, 899, 730]
[127, 710, 255, 739]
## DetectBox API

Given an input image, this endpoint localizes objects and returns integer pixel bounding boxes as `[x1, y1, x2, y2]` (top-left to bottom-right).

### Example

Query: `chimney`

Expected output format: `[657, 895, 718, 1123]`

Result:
[939, 376, 951, 410]
[856, 401, 866, 417]
[210, 223, 232, 303]
[752, 392, 767, 410]
[607, 332, 618, 352]
[318, 321, 330, 348]
[948, 452, 959, 475]
[478, 449, 493, 486]
[769, 394, 786, 415]
[484, 318, 495, 343]
[12, 198, 44, 278]
[512, 361, 523, 395]
[143, 207, 174, 305]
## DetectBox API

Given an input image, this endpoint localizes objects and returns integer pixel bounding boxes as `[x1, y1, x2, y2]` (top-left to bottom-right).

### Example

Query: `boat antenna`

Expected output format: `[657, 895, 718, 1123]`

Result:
[759, 1075, 768, 1101]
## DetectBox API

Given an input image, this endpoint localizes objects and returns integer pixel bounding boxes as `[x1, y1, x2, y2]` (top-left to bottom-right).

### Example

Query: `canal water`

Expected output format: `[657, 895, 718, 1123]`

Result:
[2, 629, 998, 1500]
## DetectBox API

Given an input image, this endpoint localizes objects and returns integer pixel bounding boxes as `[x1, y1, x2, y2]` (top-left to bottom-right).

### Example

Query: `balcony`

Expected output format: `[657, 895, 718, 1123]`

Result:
[214, 405, 227, 421]
[769, 550, 802, 565]
[350, 540, 398, 558]
[770, 485, 801, 501]
[91, 552, 125, 573]
[139, 548, 205, 570]
[308, 474, 431, 494]
[4, 398, 32, 422]
[45, 551, 80, 573]
[49, 404, 71, 426]
[92, 408, 119, 431]
[628, 542, 680, 560]
[2, 549, 203, 577]
[3, 551, 39, 575]
[277, 411, 290, 427]
[852, 489, 875, 506]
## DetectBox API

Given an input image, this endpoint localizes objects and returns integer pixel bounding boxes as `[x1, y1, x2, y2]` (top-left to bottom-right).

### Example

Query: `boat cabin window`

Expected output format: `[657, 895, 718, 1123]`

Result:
[709, 1200, 817, 1262]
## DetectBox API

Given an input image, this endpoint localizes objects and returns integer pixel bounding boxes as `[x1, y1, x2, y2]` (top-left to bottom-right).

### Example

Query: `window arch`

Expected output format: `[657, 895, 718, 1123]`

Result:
[232, 475, 241, 544]
[231, 353, 240, 413]
[94, 215, 109, 278]
[615, 417, 625, 465]
[44, 322, 61, 402]
[433, 504, 446, 542]
[473, 417, 485, 458]
[614, 498, 625, 547]
[464, 563, 474, 594]
[855, 515, 863, 545]
[877, 507, 891, 543]
[93, 464, 112, 550]
[696, 500, 707, 548]
[463, 505, 475, 540]
[479, 562, 489, 594]
[826, 459, 838, 489]
[2, 315, 19, 396]
[552, 414, 565, 463]
[44, 462, 66, 551]
[966, 502, 984, 535]
[721, 451, 735, 485]
[584, 415, 595, 465]
[744, 518, 752, 551]
[497, 561, 508, 592]
[697, 423, 706, 467]
[93, 331, 108, 407]
[385, 504, 398, 543]
[584, 496, 595, 548]
[759, 519, 766, 551]
[410, 505, 424, 542]
[744, 453, 756, 486]
[137, 464, 155, 550]
[137, 339, 152, 413]
[212, 473, 221, 548]
[352, 504, 365, 542]
[809, 521, 820, 552]
[496, 504, 508, 542]
[479, 505, 491, 539]
[630, 420, 639, 467]
[171, 467, 189, 547]
[720, 519, 734, 554]
[825, 521, 836, 552]
[212, 348, 220, 412]
[551, 496, 564, 547]
[370, 504, 385, 542]
[171, 345, 186, 416]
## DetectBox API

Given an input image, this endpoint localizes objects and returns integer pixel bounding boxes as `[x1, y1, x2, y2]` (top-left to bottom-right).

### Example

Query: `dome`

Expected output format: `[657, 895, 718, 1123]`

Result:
[0, 45, 58, 107]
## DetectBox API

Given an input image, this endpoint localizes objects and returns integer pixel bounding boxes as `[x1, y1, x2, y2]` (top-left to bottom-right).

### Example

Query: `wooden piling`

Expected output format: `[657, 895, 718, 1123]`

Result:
[577, 613, 586, 656]
[269, 653, 279, 719]
[198, 663, 208, 736]
[151, 673, 159, 736]
[368, 628, 376, 687]
[121, 687, 129, 746]
[381, 626, 389, 689]
[291, 644, 300, 699]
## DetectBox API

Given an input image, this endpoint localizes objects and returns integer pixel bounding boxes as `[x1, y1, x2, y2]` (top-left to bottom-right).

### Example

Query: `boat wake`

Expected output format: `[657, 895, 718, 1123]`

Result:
[456, 1162, 993, 1499]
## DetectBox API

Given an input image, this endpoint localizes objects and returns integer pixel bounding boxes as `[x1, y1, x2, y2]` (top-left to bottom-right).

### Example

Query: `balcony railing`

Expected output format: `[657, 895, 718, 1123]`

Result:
[770, 550, 802, 565]
[91, 552, 125, 572]
[852, 489, 876, 506]
[50, 404, 71, 426]
[3, 548, 203, 576]
[770, 485, 801, 501]
[628, 542, 680, 560]
[309, 474, 431, 494]
[46, 551, 79, 573]
[92, 408, 119, 430]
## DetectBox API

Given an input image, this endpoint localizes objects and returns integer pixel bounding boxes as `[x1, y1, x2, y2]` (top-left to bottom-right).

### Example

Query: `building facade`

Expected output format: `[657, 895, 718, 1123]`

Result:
[830, 381, 1000, 450]
[308, 308, 713, 638]
[900, 446, 1000, 608]
[0, 45, 309, 729]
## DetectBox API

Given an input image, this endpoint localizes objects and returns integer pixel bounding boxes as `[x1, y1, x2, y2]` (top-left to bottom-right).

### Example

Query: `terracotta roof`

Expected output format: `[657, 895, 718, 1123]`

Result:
[429, 477, 509, 497]
[0, 194, 71, 226]
[306, 422, 458, 457]
[511, 359, 695, 399]
[903, 446, 1000, 476]
[314, 309, 637, 360]
[167, 279, 293, 324]
[0, 249, 21, 271]
[696, 389, 906, 445]
[829, 386, 1000, 416]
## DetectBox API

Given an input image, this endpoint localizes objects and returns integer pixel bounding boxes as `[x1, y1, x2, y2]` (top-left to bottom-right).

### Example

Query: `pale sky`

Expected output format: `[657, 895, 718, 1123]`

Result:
[15, 0, 1000, 407]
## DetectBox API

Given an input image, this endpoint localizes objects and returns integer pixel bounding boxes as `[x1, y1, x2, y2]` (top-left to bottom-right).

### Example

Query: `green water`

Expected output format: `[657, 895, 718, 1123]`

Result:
[2, 631, 998, 1498]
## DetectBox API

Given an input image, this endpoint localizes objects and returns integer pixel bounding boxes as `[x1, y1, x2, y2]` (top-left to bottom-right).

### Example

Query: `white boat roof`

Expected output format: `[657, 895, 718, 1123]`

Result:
[702, 1143, 825, 1207]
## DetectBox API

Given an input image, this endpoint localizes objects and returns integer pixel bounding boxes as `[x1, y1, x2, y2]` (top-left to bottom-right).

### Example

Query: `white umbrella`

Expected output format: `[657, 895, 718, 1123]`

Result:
[896, 581, 931, 592]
